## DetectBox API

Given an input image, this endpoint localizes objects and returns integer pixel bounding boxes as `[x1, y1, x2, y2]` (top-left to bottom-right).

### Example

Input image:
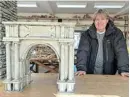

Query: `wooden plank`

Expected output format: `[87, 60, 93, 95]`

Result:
[33, 61, 57, 73]
[0, 74, 128, 97]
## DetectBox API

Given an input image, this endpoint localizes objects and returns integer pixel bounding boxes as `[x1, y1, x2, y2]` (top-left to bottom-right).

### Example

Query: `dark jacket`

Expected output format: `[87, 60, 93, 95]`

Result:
[76, 20, 129, 74]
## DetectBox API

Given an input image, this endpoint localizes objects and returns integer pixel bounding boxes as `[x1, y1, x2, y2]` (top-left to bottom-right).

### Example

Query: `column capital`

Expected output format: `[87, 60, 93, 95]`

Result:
[68, 42, 74, 46]
[59, 42, 65, 45]
[13, 41, 20, 45]
[59, 42, 70, 45]
[5, 41, 11, 44]
[64, 42, 69, 45]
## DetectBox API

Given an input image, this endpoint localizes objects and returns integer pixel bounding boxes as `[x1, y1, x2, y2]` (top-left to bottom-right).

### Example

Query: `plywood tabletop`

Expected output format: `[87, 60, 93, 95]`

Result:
[0, 73, 128, 97]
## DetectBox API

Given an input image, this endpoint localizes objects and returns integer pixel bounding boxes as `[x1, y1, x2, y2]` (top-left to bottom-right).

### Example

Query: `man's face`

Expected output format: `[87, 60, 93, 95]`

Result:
[94, 14, 108, 32]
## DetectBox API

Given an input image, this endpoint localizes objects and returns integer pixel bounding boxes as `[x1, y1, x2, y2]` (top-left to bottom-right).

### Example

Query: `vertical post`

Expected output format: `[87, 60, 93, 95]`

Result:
[69, 27, 74, 38]
[64, 43, 68, 80]
[60, 43, 65, 81]
[22, 59, 26, 87]
[20, 58, 25, 90]
[14, 42, 20, 90]
[19, 60, 23, 90]
[56, 26, 60, 38]
[5, 25, 10, 37]
[26, 60, 31, 85]
[61, 26, 65, 38]
[5, 42, 11, 91]
[68, 43, 74, 81]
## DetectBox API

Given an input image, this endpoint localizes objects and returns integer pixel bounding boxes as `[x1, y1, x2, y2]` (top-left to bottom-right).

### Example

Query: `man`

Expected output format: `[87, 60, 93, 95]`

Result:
[76, 9, 129, 77]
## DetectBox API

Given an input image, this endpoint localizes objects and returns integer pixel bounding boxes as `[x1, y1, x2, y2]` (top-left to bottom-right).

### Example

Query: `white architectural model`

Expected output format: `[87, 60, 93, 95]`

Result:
[2, 22, 75, 92]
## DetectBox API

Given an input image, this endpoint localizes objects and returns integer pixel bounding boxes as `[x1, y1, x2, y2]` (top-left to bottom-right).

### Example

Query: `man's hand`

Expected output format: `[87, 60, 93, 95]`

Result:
[121, 72, 129, 77]
[75, 71, 86, 76]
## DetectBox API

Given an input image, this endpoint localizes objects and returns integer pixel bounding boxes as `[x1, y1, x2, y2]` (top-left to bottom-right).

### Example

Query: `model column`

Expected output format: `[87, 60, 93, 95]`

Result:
[59, 43, 65, 81]
[68, 42, 74, 81]
[66, 42, 75, 92]
[14, 42, 20, 91]
[19, 58, 24, 90]
[5, 42, 12, 91]
[64, 43, 69, 80]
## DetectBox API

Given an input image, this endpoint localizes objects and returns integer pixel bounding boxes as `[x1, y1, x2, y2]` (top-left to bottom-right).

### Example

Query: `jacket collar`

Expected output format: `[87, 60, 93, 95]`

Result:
[88, 20, 116, 39]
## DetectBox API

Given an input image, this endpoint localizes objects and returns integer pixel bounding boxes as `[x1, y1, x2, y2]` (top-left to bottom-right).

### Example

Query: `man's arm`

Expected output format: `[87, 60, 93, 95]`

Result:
[76, 32, 89, 72]
[114, 29, 129, 75]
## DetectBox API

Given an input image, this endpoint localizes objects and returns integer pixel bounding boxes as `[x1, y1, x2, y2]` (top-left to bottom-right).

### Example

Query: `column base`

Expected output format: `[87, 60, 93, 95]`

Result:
[57, 77, 75, 93]
[3, 79, 12, 91]
[13, 80, 21, 91]
[3, 78, 27, 91]
[25, 73, 32, 85]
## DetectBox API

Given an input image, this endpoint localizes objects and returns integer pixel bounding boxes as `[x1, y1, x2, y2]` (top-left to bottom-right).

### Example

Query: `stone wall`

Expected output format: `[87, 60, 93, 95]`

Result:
[0, 1, 17, 78]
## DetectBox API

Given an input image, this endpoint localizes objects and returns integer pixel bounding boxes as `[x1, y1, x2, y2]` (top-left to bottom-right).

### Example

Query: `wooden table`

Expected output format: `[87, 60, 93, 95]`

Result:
[0, 73, 128, 97]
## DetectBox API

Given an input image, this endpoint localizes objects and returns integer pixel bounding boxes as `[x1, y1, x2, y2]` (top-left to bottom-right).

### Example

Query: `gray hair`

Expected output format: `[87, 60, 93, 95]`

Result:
[93, 9, 110, 21]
